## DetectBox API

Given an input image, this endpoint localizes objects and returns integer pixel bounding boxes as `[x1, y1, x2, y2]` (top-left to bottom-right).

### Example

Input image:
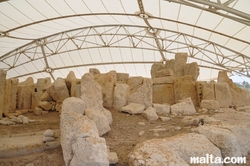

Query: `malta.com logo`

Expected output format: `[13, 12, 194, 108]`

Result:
[190, 154, 246, 164]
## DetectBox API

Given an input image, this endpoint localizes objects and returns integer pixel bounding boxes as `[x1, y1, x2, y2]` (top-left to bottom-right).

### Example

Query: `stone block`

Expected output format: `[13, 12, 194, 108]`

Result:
[127, 76, 143, 93]
[36, 77, 51, 93]
[85, 108, 110, 136]
[128, 78, 152, 108]
[150, 63, 165, 78]
[94, 70, 117, 108]
[152, 76, 174, 85]
[0, 69, 7, 119]
[153, 103, 170, 116]
[46, 78, 69, 103]
[142, 107, 158, 121]
[171, 97, 196, 115]
[116, 73, 129, 83]
[155, 69, 174, 78]
[200, 100, 220, 110]
[113, 84, 130, 111]
[89, 68, 101, 75]
[215, 83, 232, 108]
[201, 82, 215, 100]
[174, 52, 188, 77]
[174, 75, 198, 107]
[121, 103, 145, 115]
[152, 84, 174, 105]
[184, 62, 199, 81]
[17, 77, 34, 109]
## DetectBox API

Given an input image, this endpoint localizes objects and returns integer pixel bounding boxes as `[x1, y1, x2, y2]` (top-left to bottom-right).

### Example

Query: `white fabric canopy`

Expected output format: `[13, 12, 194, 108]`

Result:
[0, 0, 250, 81]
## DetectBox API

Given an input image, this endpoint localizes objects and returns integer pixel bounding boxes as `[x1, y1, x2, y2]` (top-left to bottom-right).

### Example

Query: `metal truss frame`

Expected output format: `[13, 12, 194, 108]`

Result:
[1, 0, 250, 80]
[1, 24, 250, 80]
[167, 0, 250, 26]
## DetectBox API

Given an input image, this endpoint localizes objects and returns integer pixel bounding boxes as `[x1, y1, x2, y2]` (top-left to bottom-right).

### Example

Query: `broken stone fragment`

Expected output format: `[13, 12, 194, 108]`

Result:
[121, 103, 145, 115]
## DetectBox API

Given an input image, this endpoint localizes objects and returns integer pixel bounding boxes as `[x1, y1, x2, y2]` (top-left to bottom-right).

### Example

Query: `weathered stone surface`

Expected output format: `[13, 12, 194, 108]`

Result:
[113, 84, 130, 111]
[181, 116, 201, 127]
[155, 69, 174, 78]
[127, 76, 143, 93]
[22, 116, 29, 124]
[46, 78, 69, 103]
[108, 152, 119, 164]
[218, 71, 250, 106]
[34, 107, 43, 116]
[40, 91, 53, 101]
[171, 97, 196, 115]
[128, 78, 152, 108]
[152, 84, 174, 105]
[43, 136, 55, 142]
[200, 100, 220, 110]
[215, 83, 232, 108]
[194, 125, 242, 160]
[174, 75, 199, 107]
[201, 82, 215, 100]
[152, 76, 174, 85]
[151, 63, 165, 78]
[142, 107, 158, 121]
[174, 52, 188, 77]
[63, 97, 85, 115]
[38, 101, 54, 111]
[65, 71, 80, 97]
[70, 136, 108, 166]
[183, 62, 199, 81]
[3, 79, 19, 114]
[128, 133, 222, 166]
[116, 73, 129, 83]
[81, 73, 103, 109]
[121, 103, 145, 115]
[61, 98, 109, 166]
[94, 70, 116, 108]
[85, 108, 110, 136]
[89, 68, 101, 75]
[153, 103, 170, 116]
[159, 116, 171, 122]
[221, 125, 250, 156]
[36, 77, 51, 93]
[74, 84, 81, 98]
[17, 77, 34, 109]
[44, 129, 55, 137]
[0, 69, 7, 119]
[80, 73, 113, 130]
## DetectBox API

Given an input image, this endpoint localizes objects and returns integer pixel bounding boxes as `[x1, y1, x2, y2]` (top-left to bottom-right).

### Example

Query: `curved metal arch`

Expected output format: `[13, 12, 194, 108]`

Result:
[3, 12, 249, 46]
[1, 24, 250, 80]
[167, 0, 250, 25]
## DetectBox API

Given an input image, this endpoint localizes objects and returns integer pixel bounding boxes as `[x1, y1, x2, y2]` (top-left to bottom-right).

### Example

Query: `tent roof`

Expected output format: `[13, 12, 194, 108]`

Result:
[1, 0, 250, 81]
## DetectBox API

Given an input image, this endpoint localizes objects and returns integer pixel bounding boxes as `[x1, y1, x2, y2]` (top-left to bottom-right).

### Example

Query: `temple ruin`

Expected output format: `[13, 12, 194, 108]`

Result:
[0, 53, 250, 165]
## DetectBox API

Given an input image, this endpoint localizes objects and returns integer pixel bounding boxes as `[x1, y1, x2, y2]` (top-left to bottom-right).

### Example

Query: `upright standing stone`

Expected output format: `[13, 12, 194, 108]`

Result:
[215, 83, 232, 108]
[46, 78, 69, 103]
[65, 71, 80, 97]
[217, 71, 250, 106]
[150, 63, 165, 78]
[174, 53, 188, 77]
[128, 78, 152, 108]
[33, 77, 51, 109]
[152, 84, 175, 105]
[184, 62, 199, 81]
[0, 69, 7, 119]
[81, 73, 103, 109]
[127, 76, 143, 93]
[201, 82, 215, 100]
[113, 84, 130, 111]
[17, 77, 34, 109]
[4, 79, 19, 114]
[174, 75, 198, 107]
[94, 70, 117, 108]
[116, 73, 129, 84]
